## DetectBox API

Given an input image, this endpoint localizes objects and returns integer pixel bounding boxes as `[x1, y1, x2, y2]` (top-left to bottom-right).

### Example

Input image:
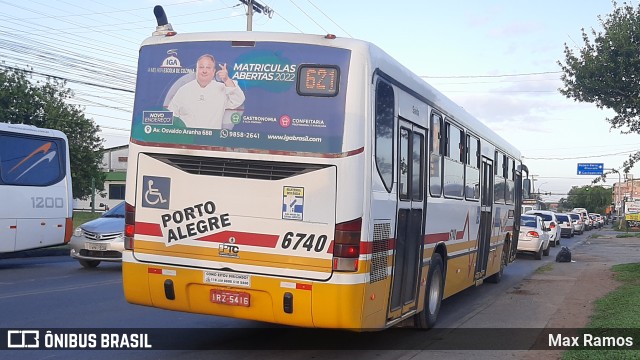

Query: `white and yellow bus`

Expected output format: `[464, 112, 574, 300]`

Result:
[122, 7, 530, 330]
[0, 123, 73, 253]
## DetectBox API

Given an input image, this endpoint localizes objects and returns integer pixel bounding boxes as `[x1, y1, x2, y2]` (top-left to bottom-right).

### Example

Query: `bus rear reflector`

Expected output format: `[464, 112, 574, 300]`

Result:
[332, 218, 362, 272]
[124, 202, 136, 250]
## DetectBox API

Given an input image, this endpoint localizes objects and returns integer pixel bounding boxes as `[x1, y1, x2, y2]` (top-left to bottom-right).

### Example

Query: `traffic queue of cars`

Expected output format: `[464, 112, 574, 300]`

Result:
[517, 208, 605, 260]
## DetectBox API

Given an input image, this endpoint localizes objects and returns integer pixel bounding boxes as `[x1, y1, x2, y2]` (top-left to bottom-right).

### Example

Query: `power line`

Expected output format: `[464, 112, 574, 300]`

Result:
[0, 64, 134, 93]
[288, 0, 329, 34]
[306, 0, 352, 38]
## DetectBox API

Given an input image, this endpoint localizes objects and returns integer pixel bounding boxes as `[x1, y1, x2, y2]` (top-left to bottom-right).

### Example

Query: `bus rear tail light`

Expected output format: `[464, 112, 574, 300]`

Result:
[526, 231, 540, 238]
[332, 218, 362, 272]
[64, 217, 73, 243]
[124, 202, 136, 250]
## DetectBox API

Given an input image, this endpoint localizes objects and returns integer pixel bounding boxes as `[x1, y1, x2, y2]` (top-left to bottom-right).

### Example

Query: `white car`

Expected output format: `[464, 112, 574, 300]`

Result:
[568, 212, 585, 234]
[572, 208, 591, 230]
[69, 201, 125, 268]
[555, 213, 575, 238]
[525, 210, 561, 247]
[518, 214, 551, 260]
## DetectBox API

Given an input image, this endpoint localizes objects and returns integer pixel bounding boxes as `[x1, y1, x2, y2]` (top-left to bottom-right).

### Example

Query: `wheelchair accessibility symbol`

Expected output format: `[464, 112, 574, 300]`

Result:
[142, 176, 170, 209]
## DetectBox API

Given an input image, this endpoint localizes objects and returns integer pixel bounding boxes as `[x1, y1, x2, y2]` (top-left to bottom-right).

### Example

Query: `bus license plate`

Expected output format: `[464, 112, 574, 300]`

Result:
[210, 289, 250, 307]
[86, 243, 107, 251]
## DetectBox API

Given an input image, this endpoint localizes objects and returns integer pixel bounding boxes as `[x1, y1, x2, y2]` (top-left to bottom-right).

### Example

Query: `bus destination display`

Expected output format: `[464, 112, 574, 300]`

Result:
[297, 66, 339, 96]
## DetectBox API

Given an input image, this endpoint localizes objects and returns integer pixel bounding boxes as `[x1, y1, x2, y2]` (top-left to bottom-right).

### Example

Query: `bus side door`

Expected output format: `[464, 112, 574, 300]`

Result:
[388, 120, 426, 318]
[476, 157, 494, 279]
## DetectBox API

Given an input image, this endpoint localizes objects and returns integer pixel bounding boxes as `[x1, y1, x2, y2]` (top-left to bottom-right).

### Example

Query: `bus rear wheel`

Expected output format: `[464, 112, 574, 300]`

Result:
[486, 246, 507, 284]
[414, 253, 444, 330]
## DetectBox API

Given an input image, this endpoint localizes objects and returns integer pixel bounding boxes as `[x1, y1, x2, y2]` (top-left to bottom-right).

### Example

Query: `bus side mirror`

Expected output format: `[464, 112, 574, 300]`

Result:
[523, 178, 532, 199]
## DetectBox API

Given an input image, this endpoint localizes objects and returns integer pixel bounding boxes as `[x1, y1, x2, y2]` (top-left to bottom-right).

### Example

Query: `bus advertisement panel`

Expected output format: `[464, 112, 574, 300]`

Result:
[130, 41, 351, 154]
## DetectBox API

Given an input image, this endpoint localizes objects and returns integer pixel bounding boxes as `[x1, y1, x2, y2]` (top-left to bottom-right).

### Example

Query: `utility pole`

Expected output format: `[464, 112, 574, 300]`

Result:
[239, 0, 274, 31]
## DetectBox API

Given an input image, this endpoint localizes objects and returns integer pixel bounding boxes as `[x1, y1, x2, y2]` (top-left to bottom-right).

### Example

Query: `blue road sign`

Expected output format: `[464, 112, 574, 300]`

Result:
[577, 163, 604, 175]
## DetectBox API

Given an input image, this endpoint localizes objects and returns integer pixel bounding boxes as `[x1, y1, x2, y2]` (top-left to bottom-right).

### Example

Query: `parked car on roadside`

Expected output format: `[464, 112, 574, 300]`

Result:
[568, 212, 585, 234]
[69, 201, 125, 268]
[525, 210, 561, 247]
[517, 214, 551, 260]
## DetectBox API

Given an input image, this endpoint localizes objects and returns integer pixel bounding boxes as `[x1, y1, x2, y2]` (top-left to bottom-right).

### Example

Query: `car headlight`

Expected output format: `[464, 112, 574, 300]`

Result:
[74, 227, 83, 237]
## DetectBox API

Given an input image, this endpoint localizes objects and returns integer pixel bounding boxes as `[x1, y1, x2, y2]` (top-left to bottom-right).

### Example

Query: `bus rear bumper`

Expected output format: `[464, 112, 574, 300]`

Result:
[122, 252, 368, 329]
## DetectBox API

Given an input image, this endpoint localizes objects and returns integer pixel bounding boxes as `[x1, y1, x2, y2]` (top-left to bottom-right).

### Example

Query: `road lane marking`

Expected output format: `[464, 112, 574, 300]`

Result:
[0, 280, 121, 299]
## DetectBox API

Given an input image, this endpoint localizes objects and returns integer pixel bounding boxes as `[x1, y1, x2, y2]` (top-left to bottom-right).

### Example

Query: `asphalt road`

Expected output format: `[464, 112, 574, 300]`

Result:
[0, 228, 594, 359]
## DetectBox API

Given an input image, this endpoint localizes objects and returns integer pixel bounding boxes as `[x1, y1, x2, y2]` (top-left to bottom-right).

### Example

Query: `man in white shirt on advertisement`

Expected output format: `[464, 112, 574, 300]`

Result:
[167, 54, 245, 129]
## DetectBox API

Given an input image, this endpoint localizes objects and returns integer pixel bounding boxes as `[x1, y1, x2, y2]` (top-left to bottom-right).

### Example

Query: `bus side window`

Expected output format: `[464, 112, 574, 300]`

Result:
[375, 80, 395, 192]
[429, 112, 442, 196]
[494, 151, 506, 204]
[443, 121, 464, 198]
[465, 134, 480, 200]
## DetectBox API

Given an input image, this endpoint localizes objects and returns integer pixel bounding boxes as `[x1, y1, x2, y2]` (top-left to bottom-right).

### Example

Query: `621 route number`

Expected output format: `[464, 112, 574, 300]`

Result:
[281, 232, 328, 252]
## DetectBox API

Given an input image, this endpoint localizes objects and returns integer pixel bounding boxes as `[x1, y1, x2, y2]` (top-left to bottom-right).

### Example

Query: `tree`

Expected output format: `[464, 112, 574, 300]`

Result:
[558, 1, 640, 172]
[559, 185, 613, 214]
[0, 67, 105, 199]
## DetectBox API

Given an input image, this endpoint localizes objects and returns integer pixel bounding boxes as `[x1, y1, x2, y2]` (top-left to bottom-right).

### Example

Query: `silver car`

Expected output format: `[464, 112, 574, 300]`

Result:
[69, 201, 125, 268]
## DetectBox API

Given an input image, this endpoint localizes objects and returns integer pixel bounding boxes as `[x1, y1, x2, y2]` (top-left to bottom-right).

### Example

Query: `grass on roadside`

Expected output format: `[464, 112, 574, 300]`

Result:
[562, 263, 640, 359]
[535, 263, 554, 274]
[616, 233, 639, 238]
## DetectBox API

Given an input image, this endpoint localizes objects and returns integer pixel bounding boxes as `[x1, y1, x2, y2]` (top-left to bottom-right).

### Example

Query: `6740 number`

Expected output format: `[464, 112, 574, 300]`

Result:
[281, 232, 328, 252]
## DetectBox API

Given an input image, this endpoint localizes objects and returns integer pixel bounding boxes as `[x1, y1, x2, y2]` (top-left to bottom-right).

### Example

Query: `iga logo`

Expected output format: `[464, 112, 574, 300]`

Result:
[161, 49, 181, 68]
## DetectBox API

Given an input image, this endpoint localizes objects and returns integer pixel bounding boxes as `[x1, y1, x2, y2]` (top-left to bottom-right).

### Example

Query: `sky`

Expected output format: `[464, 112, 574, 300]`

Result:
[0, 0, 636, 201]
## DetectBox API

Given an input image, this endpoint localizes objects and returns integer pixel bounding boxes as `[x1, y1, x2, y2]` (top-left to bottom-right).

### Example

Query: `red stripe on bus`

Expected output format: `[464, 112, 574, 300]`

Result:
[130, 138, 364, 158]
[136, 222, 163, 236]
[196, 231, 279, 248]
[425, 232, 449, 244]
[296, 283, 312, 290]
[9, 225, 17, 229]
[148, 268, 162, 274]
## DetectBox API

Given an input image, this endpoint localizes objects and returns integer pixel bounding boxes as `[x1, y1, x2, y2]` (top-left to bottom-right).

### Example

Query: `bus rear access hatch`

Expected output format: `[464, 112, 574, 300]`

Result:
[130, 152, 337, 281]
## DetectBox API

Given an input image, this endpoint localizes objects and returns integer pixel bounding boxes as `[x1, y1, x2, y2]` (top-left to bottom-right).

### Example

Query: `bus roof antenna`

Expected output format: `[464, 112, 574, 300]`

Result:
[152, 5, 176, 36]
